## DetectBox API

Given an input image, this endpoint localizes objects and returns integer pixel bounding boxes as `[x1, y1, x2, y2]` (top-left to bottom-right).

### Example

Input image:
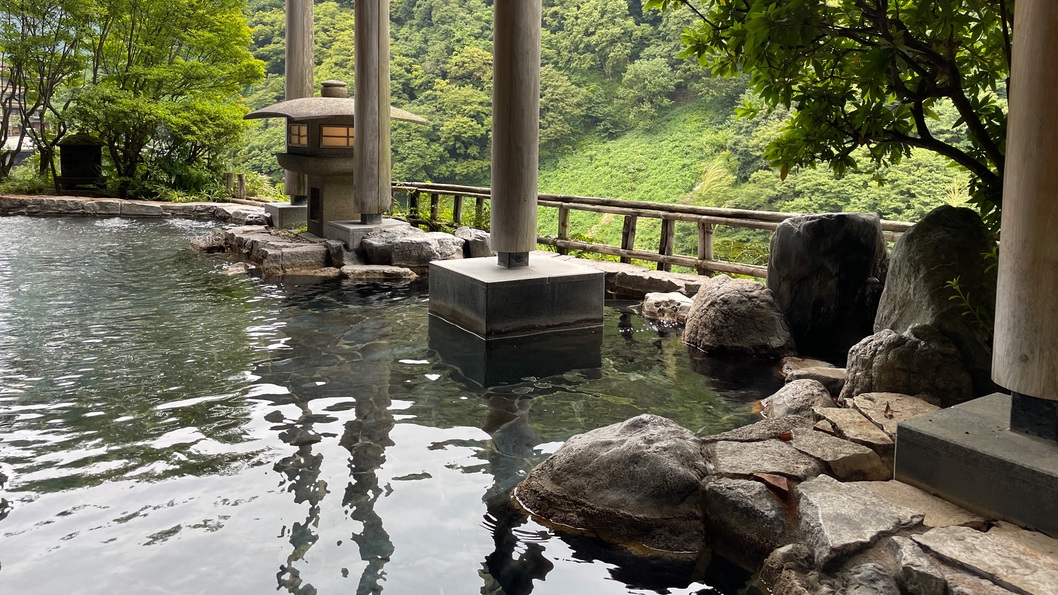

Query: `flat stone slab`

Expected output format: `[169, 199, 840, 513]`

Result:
[855, 481, 987, 530]
[814, 406, 894, 457]
[534, 250, 705, 298]
[703, 415, 814, 443]
[710, 439, 823, 481]
[786, 366, 847, 398]
[340, 264, 417, 280]
[789, 428, 889, 481]
[797, 474, 923, 567]
[913, 525, 1058, 595]
[853, 392, 939, 437]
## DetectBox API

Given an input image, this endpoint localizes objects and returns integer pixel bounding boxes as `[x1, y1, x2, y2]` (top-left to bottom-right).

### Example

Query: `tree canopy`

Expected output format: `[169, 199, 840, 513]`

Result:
[646, 0, 1012, 226]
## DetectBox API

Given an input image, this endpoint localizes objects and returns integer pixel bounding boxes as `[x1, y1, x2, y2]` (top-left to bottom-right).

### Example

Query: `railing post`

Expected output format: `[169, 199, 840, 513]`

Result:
[236, 173, 247, 200]
[430, 193, 440, 222]
[658, 217, 675, 272]
[453, 194, 464, 225]
[621, 215, 638, 264]
[409, 190, 420, 218]
[558, 205, 570, 255]
[475, 196, 486, 226]
[697, 218, 714, 275]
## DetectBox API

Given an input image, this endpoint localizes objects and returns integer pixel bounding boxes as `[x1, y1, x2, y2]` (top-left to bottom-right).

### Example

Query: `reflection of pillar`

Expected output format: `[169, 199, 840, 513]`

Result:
[491, 0, 541, 268]
[284, 0, 313, 202]
[354, 0, 392, 222]
[993, 0, 1058, 440]
[274, 400, 326, 595]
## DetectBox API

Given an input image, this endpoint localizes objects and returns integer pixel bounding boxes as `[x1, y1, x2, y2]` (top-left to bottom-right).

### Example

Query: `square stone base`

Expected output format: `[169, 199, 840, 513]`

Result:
[895, 393, 1058, 537]
[263, 203, 308, 229]
[428, 257, 605, 339]
[428, 315, 602, 387]
[326, 218, 408, 250]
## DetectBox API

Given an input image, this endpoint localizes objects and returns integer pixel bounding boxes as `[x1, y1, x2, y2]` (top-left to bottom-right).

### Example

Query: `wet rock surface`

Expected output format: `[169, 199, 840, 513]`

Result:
[683, 275, 797, 358]
[768, 213, 889, 358]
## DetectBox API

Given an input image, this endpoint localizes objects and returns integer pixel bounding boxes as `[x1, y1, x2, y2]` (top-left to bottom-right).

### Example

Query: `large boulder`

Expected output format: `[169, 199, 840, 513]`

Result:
[874, 206, 998, 397]
[683, 275, 797, 358]
[768, 213, 889, 358]
[361, 226, 464, 267]
[514, 415, 709, 553]
[839, 325, 974, 407]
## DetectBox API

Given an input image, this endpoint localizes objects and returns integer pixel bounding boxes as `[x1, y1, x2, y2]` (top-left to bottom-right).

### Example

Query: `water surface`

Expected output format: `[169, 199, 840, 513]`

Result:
[0, 216, 781, 594]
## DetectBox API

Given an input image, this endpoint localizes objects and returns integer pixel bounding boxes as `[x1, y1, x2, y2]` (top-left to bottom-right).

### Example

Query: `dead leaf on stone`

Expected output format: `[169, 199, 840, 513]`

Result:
[778, 432, 793, 441]
[884, 401, 894, 419]
[752, 472, 790, 496]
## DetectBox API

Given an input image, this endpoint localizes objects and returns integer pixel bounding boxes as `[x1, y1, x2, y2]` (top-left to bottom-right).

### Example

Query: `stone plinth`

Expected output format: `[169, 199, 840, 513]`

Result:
[895, 392, 1058, 537]
[428, 315, 601, 387]
[326, 218, 407, 250]
[428, 257, 604, 340]
[264, 203, 308, 229]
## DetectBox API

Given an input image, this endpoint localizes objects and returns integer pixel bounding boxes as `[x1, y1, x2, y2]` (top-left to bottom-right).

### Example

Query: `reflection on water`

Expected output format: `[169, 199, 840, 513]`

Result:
[0, 216, 781, 594]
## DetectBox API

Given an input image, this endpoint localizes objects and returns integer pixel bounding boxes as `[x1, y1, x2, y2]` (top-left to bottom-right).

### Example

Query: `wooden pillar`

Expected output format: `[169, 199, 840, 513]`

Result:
[354, 0, 392, 220]
[491, 0, 541, 267]
[697, 219, 714, 274]
[453, 195, 464, 224]
[557, 206, 570, 255]
[620, 215, 637, 264]
[658, 218, 675, 272]
[284, 0, 313, 200]
[993, 0, 1058, 403]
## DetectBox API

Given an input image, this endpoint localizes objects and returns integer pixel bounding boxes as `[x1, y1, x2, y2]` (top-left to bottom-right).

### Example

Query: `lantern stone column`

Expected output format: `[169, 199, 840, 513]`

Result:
[284, 0, 313, 203]
[354, 0, 392, 224]
[490, 0, 541, 268]
[993, 0, 1058, 442]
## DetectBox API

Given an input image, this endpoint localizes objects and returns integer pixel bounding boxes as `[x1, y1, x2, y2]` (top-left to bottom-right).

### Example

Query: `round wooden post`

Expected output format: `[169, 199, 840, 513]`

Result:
[994, 1, 1058, 405]
[284, 0, 313, 200]
[354, 0, 392, 221]
[491, 0, 541, 267]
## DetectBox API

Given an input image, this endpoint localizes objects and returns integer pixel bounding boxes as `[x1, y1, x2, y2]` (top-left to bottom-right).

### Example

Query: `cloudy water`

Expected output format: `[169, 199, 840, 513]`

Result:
[0, 216, 781, 594]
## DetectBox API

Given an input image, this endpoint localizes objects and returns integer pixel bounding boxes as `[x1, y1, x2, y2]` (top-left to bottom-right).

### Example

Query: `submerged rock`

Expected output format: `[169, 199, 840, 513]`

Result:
[514, 414, 709, 553]
[642, 292, 693, 325]
[683, 275, 796, 358]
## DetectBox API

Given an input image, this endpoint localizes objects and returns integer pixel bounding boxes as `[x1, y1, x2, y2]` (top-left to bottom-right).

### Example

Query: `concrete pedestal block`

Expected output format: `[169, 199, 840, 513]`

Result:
[429, 315, 601, 387]
[895, 392, 1058, 537]
[264, 203, 308, 229]
[429, 257, 604, 339]
[326, 218, 408, 250]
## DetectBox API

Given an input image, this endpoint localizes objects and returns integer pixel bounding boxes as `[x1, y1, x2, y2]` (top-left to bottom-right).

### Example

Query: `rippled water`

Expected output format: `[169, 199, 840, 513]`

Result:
[0, 216, 782, 594]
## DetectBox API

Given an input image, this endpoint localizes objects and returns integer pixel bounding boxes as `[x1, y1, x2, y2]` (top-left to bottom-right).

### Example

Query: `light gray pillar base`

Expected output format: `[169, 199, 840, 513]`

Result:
[326, 218, 408, 250]
[428, 315, 601, 387]
[428, 257, 604, 340]
[264, 203, 308, 229]
[895, 392, 1058, 537]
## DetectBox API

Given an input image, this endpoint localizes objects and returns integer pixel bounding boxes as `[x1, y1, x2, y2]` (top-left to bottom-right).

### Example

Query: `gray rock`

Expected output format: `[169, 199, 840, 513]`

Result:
[797, 474, 923, 567]
[515, 414, 710, 553]
[242, 212, 270, 226]
[913, 525, 1058, 595]
[120, 201, 166, 217]
[642, 292, 693, 325]
[874, 206, 998, 397]
[839, 325, 973, 407]
[361, 226, 464, 266]
[856, 481, 988, 531]
[190, 229, 227, 253]
[769, 213, 889, 357]
[844, 562, 900, 595]
[782, 356, 836, 376]
[789, 428, 890, 481]
[763, 379, 836, 419]
[851, 392, 939, 438]
[762, 544, 842, 595]
[705, 477, 790, 562]
[944, 572, 1019, 595]
[324, 240, 346, 268]
[709, 439, 824, 481]
[812, 407, 894, 461]
[340, 265, 417, 280]
[786, 367, 847, 400]
[454, 226, 494, 258]
[683, 275, 797, 358]
[280, 244, 330, 274]
[890, 536, 947, 595]
[703, 415, 814, 443]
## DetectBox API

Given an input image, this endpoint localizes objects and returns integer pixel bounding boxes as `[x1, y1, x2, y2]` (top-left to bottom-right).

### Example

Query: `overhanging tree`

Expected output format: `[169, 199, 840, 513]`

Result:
[647, 0, 1012, 226]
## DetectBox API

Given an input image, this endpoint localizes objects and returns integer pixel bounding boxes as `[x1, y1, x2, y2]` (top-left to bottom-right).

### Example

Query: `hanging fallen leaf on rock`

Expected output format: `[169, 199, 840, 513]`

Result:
[884, 401, 894, 419]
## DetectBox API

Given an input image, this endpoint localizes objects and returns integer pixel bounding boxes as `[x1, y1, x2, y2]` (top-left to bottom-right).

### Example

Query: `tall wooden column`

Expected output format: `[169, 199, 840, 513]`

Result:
[994, 0, 1058, 437]
[491, 0, 541, 268]
[354, 0, 392, 223]
[284, 0, 313, 200]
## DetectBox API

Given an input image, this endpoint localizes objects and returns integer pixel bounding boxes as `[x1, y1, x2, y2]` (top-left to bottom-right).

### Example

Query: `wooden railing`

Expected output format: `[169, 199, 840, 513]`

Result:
[392, 181, 914, 278]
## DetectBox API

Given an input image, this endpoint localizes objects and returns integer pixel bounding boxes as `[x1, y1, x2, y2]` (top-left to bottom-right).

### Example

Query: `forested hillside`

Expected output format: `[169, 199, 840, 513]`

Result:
[239, 0, 971, 248]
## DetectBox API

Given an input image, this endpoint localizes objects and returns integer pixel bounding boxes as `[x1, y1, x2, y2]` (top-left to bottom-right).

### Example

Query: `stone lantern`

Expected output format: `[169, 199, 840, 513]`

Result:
[245, 80, 427, 239]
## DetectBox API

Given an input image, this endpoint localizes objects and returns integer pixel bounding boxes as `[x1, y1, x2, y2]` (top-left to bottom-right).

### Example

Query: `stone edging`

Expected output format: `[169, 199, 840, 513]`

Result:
[0, 194, 269, 224]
